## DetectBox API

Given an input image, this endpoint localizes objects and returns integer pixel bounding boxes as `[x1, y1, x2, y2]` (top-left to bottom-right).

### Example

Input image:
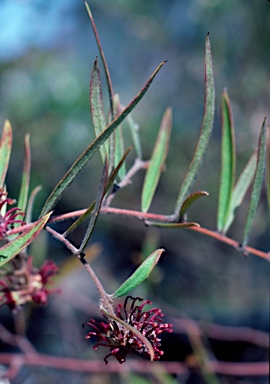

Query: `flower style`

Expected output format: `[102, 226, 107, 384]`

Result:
[0, 256, 59, 311]
[83, 296, 173, 364]
[0, 189, 25, 239]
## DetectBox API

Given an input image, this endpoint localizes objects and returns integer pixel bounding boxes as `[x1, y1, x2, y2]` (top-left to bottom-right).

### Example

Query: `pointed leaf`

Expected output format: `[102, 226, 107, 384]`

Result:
[101, 307, 154, 361]
[78, 162, 108, 253]
[84, 1, 114, 121]
[217, 90, 236, 232]
[242, 119, 266, 247]
[112, 248, 164, 298]
[0, 212, 52, 267]
[223, 150, 257, 233]
[113, 94, 126, 180]
[141, 108, 172, 213]
[39, 61, 166, 217]
[180, 191, 209, 219]
[174, 34, 215, 215]
[17, 134, 31, 214]
[90, 58, 109, 162]
[0, 120, 12, 189]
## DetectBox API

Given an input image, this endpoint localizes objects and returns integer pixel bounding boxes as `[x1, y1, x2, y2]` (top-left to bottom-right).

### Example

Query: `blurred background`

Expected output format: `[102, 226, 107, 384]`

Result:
[0, 0, 269, 383]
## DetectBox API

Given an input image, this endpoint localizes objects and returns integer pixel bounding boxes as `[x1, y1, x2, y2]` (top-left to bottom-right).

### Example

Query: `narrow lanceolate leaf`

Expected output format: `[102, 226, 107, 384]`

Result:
[17, 134, 31, 214]
[0, 120, 12, 189]
[217, 90, 236, 232]
[90, 58, 109, 162]
[127, 114, 142, 159]
[84, 1, 114, 121]
[112, 248, 164, 299]
[223, 150, 257, 233]
[78, 162, 108, 253]
[114, 94, 126, 180]
[141, 108, 172, 213]
[101, 307, 154, 361]
[242, 119, 266, 248]
[0, 212, 52, 267]
[180, 191, 209, 220]
[39, 61, 166, 217]
[174, 34, 215, 216]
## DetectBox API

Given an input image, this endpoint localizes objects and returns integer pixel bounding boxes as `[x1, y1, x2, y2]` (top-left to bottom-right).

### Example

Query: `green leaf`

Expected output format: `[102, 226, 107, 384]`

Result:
[0, 120, 12, 189]
[112, 248, 164, 298]
[223, 150, 257, 233]
[242, 119, 266, 248]
[17, 134, 31, 214]
[39, 61, 166, 217]
[113, 94, 126, 180]
[84, 1, 114, 121]
[217, 90, 236, 232]
[145, 221, 199, 228]
[180, 191, 209, 219]
[0, 212, 52, 267]
[127, 114, 142, 160]
[78, 162, 108, 253]
[141, 108, 172, 213]
[101, 307, 154, 361]
[174, 34, 215, 216]
[90, 58, 109, 162]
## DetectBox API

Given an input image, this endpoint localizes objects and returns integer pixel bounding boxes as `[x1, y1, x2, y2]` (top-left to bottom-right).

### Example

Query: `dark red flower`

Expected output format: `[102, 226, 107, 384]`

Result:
[0, 189, 25, 239]
[83, 296, 173, 364]
[0, 256, 59, 311]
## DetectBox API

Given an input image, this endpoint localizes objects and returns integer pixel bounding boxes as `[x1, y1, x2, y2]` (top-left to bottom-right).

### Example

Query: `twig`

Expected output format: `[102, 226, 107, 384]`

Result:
[7, 208, 269, 261]
[0, 353, 268, 376]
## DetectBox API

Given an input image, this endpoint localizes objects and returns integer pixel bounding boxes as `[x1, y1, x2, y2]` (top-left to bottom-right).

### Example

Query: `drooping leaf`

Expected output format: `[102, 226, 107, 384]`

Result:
[112, 248, 164, 298]
[0, 120, 12, 189]
[174, 34, 215, 216]
[242, 119, 266, 248]
[17, 134, 31, 215]
[84, 1, 114, 121]
[78, 162, 108, 253]
[113, 94, 126, 180]
[90, 58, 109, 162]
[141, 108, 172, 213]
[179, 191, 209, 219]
[101, 307, 154, 361]
[217, 90, 236, 232]
[223, 150, 257, 233]
[39, 61, 166, 217]
[0, 212, 52, 267]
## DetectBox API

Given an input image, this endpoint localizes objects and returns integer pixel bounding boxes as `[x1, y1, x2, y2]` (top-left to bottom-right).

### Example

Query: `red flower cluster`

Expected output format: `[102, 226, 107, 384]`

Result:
[0, 189, 25, 239]
[0, 256, 59, 311]
[83, 296, 173, 364]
